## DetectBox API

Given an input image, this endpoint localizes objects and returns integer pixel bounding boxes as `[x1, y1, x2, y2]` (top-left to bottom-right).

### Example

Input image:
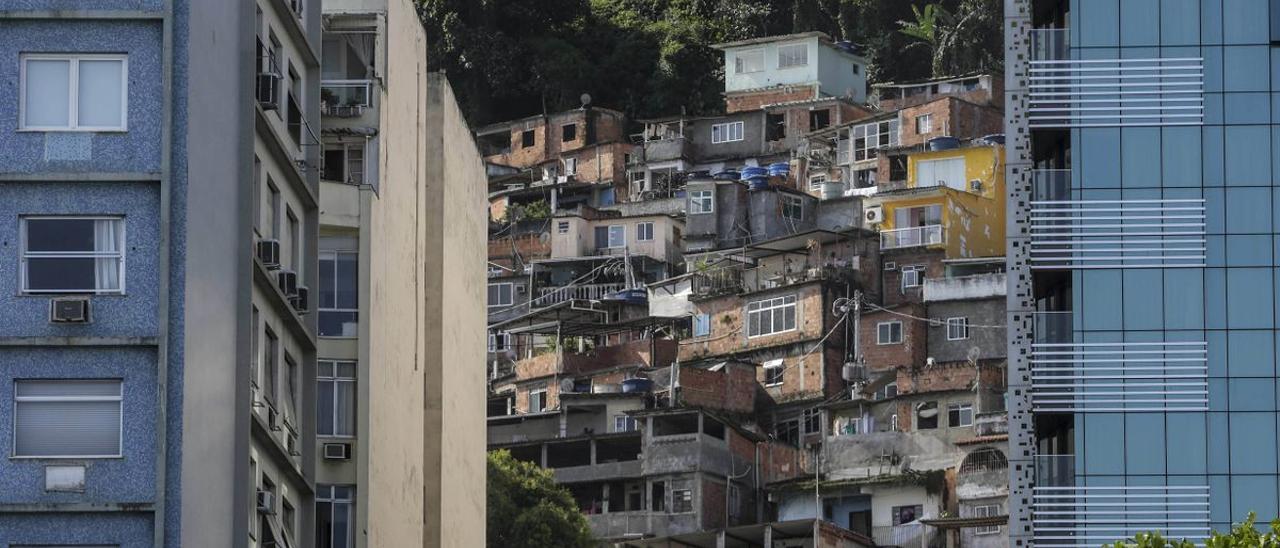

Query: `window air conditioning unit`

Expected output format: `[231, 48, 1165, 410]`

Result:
[276, 270, 299, 298]
[50, 298, 91, 323]
[256, 491, 276, 514]
[257, 239, 281, 270]
[256, 72, 280, 110]
[288, 433, 301, 457]
[969, 179, 982, 192]
[883, 261, 897, 271]
[323, 443, 352, 460]
[291, 286, 309, 313]
[864, 205, 884, 225]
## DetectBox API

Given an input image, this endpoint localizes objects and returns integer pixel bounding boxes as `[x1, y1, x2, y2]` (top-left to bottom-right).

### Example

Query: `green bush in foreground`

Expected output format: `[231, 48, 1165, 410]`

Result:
[1106, 513, 1280, 547]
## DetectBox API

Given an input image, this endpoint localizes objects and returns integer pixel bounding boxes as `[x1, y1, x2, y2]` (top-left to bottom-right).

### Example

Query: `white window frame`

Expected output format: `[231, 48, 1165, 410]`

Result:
[746, 295, 798, 338]
[564, 157, 578, 176]
[529, 388, 548, 412]
[915, 113, 932, 134]
[317, 360, 357, 438]
[689, 190, 714, 214]
[877, 321, 903, 345]
[557, 221, 570, 234]
[946, 317, 970, 341]
[781, 195, 803, 221]
[636, 222, 655, 242]
[614, 415, 638, 432]
[19, 53, 129, 132]
[488, 331, 511, 352]
[972, 504, 1001, 535]
[948, 402, 974, 428]
[319, 250, 358, 337]
[605, 225, 626, 248]
[317, 484, 356, 548]
[763, 359, 784, 387]
[808, 174, 826, 192]
[734, 50, 764, 74]
[777, 43, 808, 68]
[711, 121, 745, 144]
[671, 487, 694, 513]
[900, 265, 924, 290]
[851, 119, 899, 162]
[323, 141, 366, 184]
[488, 282, 514, 309]
[13, 379, 123, 459]
[20, 216, 126, 295]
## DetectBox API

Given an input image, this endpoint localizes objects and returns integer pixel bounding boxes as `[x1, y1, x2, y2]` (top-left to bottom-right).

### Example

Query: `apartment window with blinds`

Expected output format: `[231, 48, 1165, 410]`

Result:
[14, 379, 122, 458]
[20, 54, 128, 131]
[319, 251, 359, 337]
[21, 217, 125, 294]
[747, 295, 797, 337]
[318, 360, 356, 437]
[317, 484, 355, 548]
[778, 43, 808, 68]
[711, 121, 744, 144]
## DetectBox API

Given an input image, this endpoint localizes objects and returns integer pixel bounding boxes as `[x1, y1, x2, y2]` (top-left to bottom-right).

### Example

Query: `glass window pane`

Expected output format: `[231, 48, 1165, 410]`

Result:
[27, 218, 94, 252]
[24, 59, 70, 127]
[336, 380, 355, 436]
[336, 252, 358, 308]
[27, 258, 95, 291]
[317, 379, 335, 436]
[78, 59, 125, 127]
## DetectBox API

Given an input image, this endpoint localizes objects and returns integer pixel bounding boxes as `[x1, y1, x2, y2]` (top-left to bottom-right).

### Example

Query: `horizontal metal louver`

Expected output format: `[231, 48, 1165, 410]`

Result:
[1030, 314, 1207, 412]
[1032, 485, 1210, 547]
[1028, 173, 1206, 270]
[1028, 30, 1203, 128]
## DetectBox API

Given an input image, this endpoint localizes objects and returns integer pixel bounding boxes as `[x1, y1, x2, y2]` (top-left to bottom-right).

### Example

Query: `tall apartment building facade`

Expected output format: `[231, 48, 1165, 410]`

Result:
[1005, 0, 1269, 544]
[316, 0, 489, 545]
[0, 1, 486, 547]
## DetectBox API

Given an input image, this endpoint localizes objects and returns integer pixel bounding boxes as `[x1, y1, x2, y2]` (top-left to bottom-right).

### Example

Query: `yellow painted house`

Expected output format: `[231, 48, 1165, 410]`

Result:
[867, 143, 1005, 259]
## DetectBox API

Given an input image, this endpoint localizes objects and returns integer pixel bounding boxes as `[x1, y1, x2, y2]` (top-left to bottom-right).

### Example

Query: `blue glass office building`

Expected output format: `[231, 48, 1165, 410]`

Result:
[1006, 0, 1280, 545]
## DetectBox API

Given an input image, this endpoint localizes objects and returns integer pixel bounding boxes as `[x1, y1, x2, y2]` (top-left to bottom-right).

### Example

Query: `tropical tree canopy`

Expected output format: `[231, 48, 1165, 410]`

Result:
[487, 450, 595, 548]
[1105, 513, 1280, 548]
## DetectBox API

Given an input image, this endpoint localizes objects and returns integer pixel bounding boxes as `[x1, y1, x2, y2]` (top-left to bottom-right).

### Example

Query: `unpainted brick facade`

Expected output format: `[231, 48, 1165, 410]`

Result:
[480, 108, 627, 169]
[897, 97, 1004, 149]
[858, 302, 928, 374]
[724, 84, 819, 113]
[677, 362, 758, 414]
[877, 248, 946, 307]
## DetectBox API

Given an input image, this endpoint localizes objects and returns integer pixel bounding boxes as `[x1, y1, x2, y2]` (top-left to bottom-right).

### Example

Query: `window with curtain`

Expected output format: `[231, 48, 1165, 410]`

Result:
[318, 360, 357, 437]
[21, 217, 125, 294]
[316, 484, 355, 548]
[777, 43, 808, 68]
[915, 157, 966, 189]
[14, 379, 122, 457]
[319, 251, 359, 336]
[21, 54, 127, 131]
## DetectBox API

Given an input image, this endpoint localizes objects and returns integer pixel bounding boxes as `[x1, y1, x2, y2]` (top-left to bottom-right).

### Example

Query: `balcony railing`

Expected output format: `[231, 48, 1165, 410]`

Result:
[872, 523, 933, 548]
[533, 283, 625, 307]
[321, 80, 372, 117]
[1030, 312, 1208, 412]
[1029, 169, 1206, 269]
[880, 225, 943, 250]
[1026, 28, 1204, 128]
[1032, 484, 1209, 547]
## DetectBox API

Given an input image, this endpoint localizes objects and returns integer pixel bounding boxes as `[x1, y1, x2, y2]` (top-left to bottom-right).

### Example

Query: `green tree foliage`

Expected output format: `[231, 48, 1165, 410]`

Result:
[487, 450, 595, 548]
[1106, 513, 1280, 548]
[418, 0, 1003, 126]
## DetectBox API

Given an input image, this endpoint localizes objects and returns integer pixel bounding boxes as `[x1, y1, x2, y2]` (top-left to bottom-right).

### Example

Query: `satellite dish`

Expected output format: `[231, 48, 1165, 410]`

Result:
[539, 232, 551, 244]
[580, 93, 592, 107]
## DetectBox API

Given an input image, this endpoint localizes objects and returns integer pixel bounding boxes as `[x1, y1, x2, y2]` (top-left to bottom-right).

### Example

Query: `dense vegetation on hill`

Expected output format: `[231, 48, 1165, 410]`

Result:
[417, 0, 1003, 127]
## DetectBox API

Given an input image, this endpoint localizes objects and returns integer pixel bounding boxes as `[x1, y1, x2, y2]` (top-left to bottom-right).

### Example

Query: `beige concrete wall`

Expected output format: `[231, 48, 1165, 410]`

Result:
[363, 1, 487, 546]
[423, 70, 488, 548]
